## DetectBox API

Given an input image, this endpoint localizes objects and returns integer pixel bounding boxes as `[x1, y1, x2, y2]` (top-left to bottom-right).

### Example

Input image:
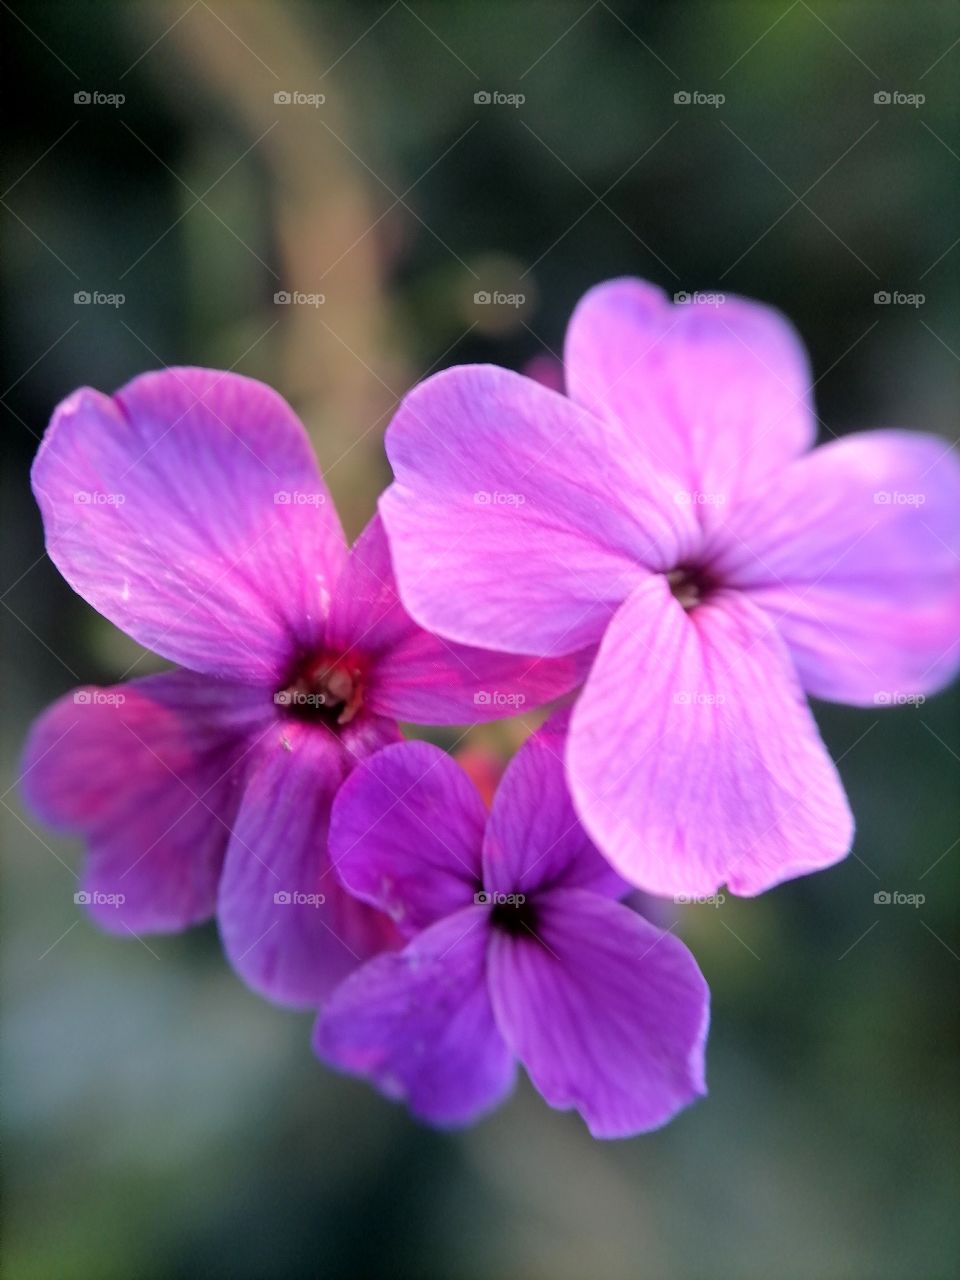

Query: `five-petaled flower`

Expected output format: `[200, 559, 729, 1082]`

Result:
[18, 276, 955, 1140]
[316, 718, 709, 1137]
[21, 368, 583, 1006]
[380, 278, 960, 897]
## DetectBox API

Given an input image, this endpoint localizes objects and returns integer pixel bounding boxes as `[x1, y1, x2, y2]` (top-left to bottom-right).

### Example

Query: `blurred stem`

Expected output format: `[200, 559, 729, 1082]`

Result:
[139, 0, 407, 536]
[128, 2, 516, 758]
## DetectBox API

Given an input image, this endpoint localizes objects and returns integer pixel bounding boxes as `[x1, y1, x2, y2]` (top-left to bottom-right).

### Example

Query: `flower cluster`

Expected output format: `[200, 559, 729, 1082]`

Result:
[22, 279, 960, 1138]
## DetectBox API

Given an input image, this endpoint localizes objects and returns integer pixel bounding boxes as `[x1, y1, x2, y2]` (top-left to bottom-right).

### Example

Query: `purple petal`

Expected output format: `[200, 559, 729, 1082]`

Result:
[217, 715, 400, 1008]
[711, 430, 960, 704]
[329, 740, 486, 935]
[20, 671, 266, 932]
[487, 888, 709, 1138]
[326, 515, 589, 723]
[568, 578, 854, 897]
[33, 369, 347, 683]
[381, 365, 696, 656]
[314, 906, 514, 1128]
[564, 278, 814, 516]
[482, 714, 629, 901]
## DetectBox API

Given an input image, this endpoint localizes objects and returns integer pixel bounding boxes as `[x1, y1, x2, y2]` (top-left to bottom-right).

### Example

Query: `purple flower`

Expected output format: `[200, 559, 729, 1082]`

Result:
[315, 718, 709, 1136]
[380, 279, 960, 898]
[21, 368, 584, 1007]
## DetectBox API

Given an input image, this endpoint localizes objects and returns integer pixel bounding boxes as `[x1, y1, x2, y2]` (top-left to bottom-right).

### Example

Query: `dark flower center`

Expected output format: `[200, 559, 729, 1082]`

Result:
[482, 890, 538, 937]
[275, 654, 363, 727]
[667, 564, 714, 611]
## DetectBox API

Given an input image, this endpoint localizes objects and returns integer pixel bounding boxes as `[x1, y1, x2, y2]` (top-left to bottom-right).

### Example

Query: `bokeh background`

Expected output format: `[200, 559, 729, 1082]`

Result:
[3, 2, 959, 1277]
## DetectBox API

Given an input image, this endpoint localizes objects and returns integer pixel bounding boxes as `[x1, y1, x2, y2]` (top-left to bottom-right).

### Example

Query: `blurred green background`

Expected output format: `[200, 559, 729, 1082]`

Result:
[2, 2, 959, 1277]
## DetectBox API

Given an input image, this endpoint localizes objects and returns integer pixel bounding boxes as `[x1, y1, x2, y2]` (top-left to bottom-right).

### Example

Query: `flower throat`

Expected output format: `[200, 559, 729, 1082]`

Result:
[276, 654, 363, 727]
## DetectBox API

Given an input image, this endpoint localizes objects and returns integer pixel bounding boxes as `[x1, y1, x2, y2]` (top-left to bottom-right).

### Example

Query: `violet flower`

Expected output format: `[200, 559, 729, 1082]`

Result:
[21, 368, 583, 1006]
[316, 718, 709, 1136]
[380, 279, 960, 897]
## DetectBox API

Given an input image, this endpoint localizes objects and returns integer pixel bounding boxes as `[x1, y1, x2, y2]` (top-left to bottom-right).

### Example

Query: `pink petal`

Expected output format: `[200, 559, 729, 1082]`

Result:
[522, 353, 565, 394]
[325, 515, 588, 723]
[20, 672, 267, 932]
[314, 906, 514, 1128]
[568, 578, 854, 897]
[217, 715, 400, 1008]
[453, 745, 505, 809]
[329, 740, 486, 936]
[564, 278, 815, 514]
[381, 365, 696, 656]
[33, 369, 347, 683]
[482, 713, 629, 901]
[711, 430, 960, 704]
[487, 888, 708, 1138]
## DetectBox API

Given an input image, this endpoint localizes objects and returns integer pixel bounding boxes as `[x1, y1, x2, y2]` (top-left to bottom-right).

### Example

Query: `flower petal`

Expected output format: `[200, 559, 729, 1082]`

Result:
[20, 672, 266, 932]
[453, 746, 505, 809]
[33, 369, 347, 683]
[487, 888, 709, 1138]
[217, 715, 400, 1008]
[482, 713, 629, 901]
[522, 353, 565, 394]
[711, 430, 960, 704]
[329, 740, 486, 935]
[564, 278, 815, 510]
[314, 906, 514, 1128]
[381, 365, 696, 655]
[568, 578, 854, 897]
[325, 515, 589, 722]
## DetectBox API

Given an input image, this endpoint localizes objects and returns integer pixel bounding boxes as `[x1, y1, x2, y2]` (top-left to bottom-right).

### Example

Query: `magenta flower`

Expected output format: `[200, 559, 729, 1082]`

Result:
[380, 279, 960, 897]
[315, 718, 709, 1136]
[21, 368, 584, 1006]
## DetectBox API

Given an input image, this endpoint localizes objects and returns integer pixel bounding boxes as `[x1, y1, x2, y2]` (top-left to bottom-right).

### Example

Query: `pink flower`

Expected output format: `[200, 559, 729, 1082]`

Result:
[316, 717, 709, 1136]
[380, 279, 960, 897]
[21, 368, 584, 1006]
